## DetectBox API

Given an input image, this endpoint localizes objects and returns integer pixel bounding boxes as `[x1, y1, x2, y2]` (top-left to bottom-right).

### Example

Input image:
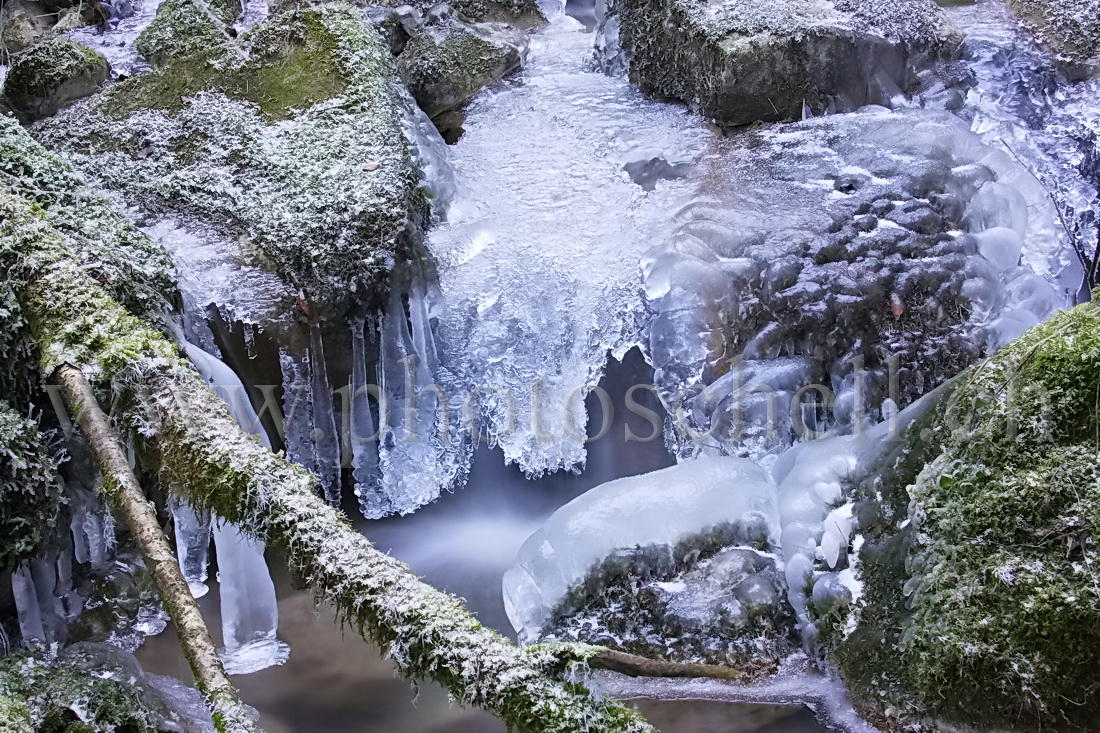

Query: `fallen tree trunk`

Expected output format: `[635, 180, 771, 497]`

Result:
[54, 365, 259, 733]
[0, 190, 656, 731]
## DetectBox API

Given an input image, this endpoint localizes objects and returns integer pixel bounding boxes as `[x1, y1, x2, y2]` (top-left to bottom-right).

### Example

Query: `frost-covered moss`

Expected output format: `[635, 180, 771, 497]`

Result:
[1006, 0, 1100, 77]
[834, 300, 1100, 731]
[0, 644, 196, 732]
[1, 188, 653, 732]
[0, 116, 177, 318]
[136, 0, 240, 68]
[0, 402, 61, 574]
[34, 4, 428, 314]
[0, 38, 108, 121]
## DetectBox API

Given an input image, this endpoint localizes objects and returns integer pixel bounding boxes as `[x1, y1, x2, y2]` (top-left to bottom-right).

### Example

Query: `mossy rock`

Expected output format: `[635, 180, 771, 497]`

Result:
[0, 644, 202, 731]
[1, 38, 109, 122]
[600, 0, 963, 126]
[1005, 0, 1100, 78]
[34, 4, 429, 315]
[0, 402, 62, 574]
[833, 299, 1100, 730]
[136, 0, 241, 68]
[396, 18, 526, 118]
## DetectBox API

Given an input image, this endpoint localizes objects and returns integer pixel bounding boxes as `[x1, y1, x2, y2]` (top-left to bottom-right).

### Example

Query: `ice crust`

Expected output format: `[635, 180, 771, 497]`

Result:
[645, 106, 1066, 461]
[503, 456, 778, 641]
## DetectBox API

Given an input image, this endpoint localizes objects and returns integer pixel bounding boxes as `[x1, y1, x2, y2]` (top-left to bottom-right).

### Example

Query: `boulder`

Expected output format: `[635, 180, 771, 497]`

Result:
[34, 4, 430, 315]
[0, 0, 52, 53]
[396, 15, 527, 118]
[1005, 0, 1100, 78]
[823, 300, 1100, 730]
[135, 0, 242, 67]
[598, 0, 963, 126]
[1, 38, 109, 121]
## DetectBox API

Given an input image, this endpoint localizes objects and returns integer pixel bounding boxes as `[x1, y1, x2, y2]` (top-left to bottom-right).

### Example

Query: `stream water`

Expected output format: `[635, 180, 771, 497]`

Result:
[22, 0, 1100, 730]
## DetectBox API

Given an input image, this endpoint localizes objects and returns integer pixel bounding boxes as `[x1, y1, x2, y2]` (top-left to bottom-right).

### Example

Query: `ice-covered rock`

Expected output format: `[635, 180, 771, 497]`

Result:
[1004, 0, 1100, 78]
[596, 0, 963, 126]
[396, 16, 529, 119]
[646, 107, 1065, 460]
[503, 456, 778, 642]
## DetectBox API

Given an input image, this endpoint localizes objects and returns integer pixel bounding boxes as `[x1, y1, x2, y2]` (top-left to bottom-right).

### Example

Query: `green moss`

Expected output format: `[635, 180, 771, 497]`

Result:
[0, 401, 62, 574]
[835, 300, 1100, 730]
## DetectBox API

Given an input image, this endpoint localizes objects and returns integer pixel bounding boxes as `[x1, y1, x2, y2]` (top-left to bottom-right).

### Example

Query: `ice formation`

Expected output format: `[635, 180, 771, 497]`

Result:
[645, 107, 1065, 461]
[66, 0, 166, 77]
[771, 390, 941, 645]
[181, 341, 289, 673]
[413, 15, 710, 491]
[503, 457, 778, 642]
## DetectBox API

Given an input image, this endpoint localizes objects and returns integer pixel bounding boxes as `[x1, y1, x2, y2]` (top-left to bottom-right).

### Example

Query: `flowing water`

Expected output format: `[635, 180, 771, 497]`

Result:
[23, 0, 1100, 730]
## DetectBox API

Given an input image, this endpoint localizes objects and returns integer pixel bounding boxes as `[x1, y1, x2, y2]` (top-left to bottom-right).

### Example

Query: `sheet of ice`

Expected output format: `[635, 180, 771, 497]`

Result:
[182, 341, 288, 674]
[644, 107, 1065, 462]
[503, 456, 778, 641]
[596, 655, 879, 733]
[145, 218, 293, 349]
[419, 15, 711, 491]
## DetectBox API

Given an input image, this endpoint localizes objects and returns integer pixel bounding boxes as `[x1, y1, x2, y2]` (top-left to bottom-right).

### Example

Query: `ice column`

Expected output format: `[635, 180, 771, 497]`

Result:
[182, 340, 289, 673]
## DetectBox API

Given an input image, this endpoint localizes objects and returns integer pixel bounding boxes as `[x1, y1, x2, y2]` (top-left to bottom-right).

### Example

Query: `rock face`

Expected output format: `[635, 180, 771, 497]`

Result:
[1005, 0, 1100, 78]
[1, 38, 109, 121]
[598, 0, 963, 126]
[824, 300, 1100, 731]
[35, 4, 430, 315]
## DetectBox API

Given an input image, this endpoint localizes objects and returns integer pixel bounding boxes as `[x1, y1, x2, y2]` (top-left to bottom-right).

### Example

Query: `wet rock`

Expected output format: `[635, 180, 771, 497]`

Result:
[597, 0, 963, 126]
[396, 17, 527, 118]
[1005, 0, 1100, 78]
[1, 38, 109, 122]
[33, 5, 429, 315]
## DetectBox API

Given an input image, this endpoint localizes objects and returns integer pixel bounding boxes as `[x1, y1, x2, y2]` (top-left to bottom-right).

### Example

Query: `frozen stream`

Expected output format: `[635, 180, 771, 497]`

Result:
[49, 0, 1100, 731]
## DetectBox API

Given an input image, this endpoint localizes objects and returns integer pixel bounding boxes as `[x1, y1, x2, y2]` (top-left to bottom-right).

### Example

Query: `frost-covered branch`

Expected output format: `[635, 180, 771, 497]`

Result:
[0, 188, 654, 732]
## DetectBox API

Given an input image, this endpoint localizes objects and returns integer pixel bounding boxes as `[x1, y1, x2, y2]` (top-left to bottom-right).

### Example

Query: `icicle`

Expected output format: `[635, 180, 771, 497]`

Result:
[171, 498, 212, 598]
[308, 323, 341, 505]
[350, 317, 383, 518]
[180, 339, 289, 672]
[372, 276, 461, 518]
[11, 565, 46, 644]
[212, 520, 289, 675]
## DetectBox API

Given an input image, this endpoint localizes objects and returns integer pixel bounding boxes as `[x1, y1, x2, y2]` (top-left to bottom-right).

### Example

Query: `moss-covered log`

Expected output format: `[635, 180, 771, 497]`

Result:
[0, 189, 653, 731]
[54, 365, 258, 733]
